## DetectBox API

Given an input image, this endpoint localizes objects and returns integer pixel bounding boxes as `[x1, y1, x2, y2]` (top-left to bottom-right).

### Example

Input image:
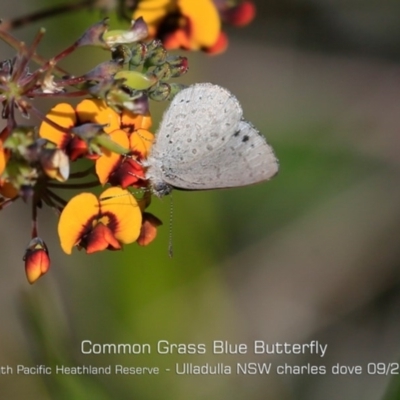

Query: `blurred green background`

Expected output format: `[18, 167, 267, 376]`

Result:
[1, 0, 400, 399]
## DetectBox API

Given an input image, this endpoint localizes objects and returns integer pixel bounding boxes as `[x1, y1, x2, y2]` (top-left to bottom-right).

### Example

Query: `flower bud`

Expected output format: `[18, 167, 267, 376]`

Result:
[114, 70, 157, 90]
[23, 238, 50, 284]
[111, 45, 132, 64]
[129, 43, 148, 67]
[168, 83, 187, 99]
[145, 45, 167, 67]
[167, 56, 189, 78]
[84, 60, 123, 81]
[104, 17, 149, 46]
[77, 18, 109, 48]
[152, 63, 172, 80]
[148, 82, 171, 101]
[40, 148, 70, 182]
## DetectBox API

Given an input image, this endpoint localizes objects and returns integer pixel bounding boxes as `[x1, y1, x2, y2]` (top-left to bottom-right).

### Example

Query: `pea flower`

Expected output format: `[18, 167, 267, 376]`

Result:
[132, 0, 256, 54]
[0, 17, 187, 282]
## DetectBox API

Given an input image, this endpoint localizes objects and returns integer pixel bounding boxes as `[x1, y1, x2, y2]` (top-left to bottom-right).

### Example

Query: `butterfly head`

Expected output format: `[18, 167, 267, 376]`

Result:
[150, 180, 173, 197]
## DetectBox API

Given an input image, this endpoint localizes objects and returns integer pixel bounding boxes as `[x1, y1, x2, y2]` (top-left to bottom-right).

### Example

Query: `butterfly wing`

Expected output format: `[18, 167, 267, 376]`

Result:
[160, 119, 278, 190]
[151, 83, 243, 159]
[146, 83, 278, 192]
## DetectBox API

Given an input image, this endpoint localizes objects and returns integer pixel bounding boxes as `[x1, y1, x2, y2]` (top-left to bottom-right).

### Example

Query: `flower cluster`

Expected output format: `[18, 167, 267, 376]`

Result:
[0, 18, 185, 283]
[0, 0, 255, 283]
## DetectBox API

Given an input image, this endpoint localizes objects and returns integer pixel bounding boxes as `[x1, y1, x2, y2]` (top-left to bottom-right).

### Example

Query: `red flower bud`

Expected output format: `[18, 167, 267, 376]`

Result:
[23, 238, 50, 284]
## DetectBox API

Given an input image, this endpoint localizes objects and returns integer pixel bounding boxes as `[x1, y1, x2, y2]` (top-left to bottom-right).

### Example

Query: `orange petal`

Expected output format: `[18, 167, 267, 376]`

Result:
[137, 212, 162, 246]
[129, 128, 154, 158]
[58, 192, 100, 254]
[0, 180, 19, 199]
[163, 28, 191, 51]
[85, 222, 121, 254]
[25, 249, 51, 283]
[99, 187, 142, 244]
[178, 0, 221, 49]
[39, 103, 76, 147]
[121, 110, 152, 132]
[67, 135, 90, 161]
[205, 32, 228, 54]
[0, 140, 6, 175]
[225, 2, 256, 26]
[95, 129, 129, 185]
[108, 158, 145, 189]
[76, 99, 120, 134]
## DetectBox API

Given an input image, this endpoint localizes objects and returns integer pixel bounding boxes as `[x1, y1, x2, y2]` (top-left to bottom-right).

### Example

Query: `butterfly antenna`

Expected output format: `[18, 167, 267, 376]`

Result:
[100, 193, 129, 201]
[168, 193, 174, 258]
[100, 188, 145, 202]
[136, 130, 154, 143]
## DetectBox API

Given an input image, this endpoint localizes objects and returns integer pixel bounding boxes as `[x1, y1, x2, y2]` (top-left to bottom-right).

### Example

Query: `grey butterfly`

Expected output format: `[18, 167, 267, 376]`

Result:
[144, 83, 279, 197]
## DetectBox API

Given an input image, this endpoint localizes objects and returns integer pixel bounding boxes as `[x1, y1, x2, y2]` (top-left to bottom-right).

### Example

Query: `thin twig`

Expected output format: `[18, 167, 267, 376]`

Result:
[0, 0, 96, 31]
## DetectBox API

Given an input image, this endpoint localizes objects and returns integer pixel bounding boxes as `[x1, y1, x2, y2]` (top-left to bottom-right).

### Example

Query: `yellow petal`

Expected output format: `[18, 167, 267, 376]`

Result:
[133, 0, 175, 30]
[130, 128, 154, 158]
[0, 140, 6, 175]
[95, 130, 129, 185]
[76, 99, 120, 134]
[58, 192, 99, 254]
[178, 0, 221, 48]
[99, 187, 142, 244]
[121, 110, 152, 131]
[39, 103, 76, 146]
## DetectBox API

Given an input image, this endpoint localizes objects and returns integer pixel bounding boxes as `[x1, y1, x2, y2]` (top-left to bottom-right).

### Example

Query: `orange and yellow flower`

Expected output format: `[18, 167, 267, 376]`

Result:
[40, 99, 153, 188]
[39, 100, 121, 161]
[0, 16, 193, 279]
[58, 187, 142, 254]
[95, 128, 153, 188]
[41, 98, 159, 255]
[39, 103, 92, 161]
[133, 0, 255, 54]
[95, 103, 153, 188]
